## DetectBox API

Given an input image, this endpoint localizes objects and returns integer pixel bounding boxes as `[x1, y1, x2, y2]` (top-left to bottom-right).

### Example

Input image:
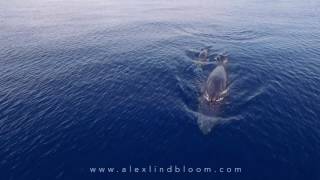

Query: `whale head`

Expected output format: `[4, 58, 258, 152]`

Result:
[199, 48, 209, 61]
[215, 54, 228, 65]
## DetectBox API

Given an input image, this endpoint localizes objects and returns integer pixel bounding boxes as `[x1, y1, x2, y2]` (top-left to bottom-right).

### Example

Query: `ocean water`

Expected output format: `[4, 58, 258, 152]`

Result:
[1, 0, 320, 179]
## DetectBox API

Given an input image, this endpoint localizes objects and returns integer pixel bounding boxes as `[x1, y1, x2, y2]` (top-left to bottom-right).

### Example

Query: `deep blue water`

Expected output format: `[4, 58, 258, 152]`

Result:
[1, 0, 320, 179]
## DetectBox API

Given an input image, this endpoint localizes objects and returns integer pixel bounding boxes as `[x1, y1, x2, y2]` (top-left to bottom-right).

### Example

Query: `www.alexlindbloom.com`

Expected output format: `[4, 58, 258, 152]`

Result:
[89, 165, 242, 175]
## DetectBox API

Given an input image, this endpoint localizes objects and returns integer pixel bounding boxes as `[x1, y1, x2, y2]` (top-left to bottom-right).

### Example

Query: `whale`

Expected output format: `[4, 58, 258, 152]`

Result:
[203, 55, 228, 102]
[197, 54, 229, 134]
[198, 48, 208, 61]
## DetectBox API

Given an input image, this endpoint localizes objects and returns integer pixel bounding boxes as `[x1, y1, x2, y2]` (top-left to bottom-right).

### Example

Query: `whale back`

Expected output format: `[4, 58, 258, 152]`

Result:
[205, 65, 227, 101]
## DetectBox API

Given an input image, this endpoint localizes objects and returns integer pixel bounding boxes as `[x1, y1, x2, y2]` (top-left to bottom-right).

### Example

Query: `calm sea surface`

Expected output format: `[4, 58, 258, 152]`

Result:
[1, 0, 320, 179]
